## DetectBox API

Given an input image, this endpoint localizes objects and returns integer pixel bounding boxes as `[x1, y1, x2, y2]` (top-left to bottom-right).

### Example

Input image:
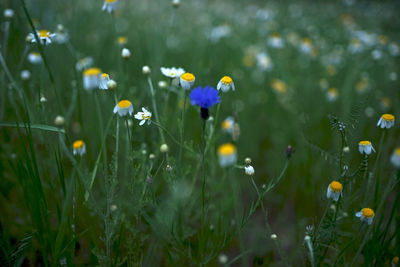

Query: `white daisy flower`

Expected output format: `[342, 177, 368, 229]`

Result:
[28, 52, 42, 64]
[160, 67, 185, 79]
[268, 33, 284, 48]
[217, 76, 235, 92]
[358, 140, 375, 155]
[326, 180, 343, 201]
[244, 165, 255, 176]
[134, 107, 152, 126]
[102, 0, 118, 13]
[348, 38, 364, 54]
[388, 42, 400, 57]
[221, 116, 234, 134]
[390, 148, 400, 168]
[326, 88, 338, 102]
[75, 57, 94, 72]
[217, 143, 237, 167]
[256, 52, 273, 71]
[355, 208, 374, 225]
[299, 38, 313, 55]
[29, 30, 56, 45]
[99, 73, 110, 90]
[113, 100, 133, 117]
[82, 68, 101, 90]
[179, 72, 195, 90]
[73, 140, 86, 156]
[377, 114, 395, 129]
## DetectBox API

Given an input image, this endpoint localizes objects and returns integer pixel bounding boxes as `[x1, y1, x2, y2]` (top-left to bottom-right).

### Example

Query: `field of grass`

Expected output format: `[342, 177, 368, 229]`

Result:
[1, 0, 400, 266]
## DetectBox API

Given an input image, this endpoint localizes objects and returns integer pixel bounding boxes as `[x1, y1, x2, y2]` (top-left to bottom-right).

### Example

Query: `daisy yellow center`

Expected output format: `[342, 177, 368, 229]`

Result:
[302, 37, 312, 44]
[31, 52, 40, 56]
[101, 73, 109, 78]
[272, 80, 286, 93]
[142, 114, 151, 120]
[83, 68, 101, 76]
[117, 36, 127, 44]
[328, 88, 338, 95]
[39, 30, 50, 38]
[361, 208, 374, 218]
[394, 148, 400, 156]
[329, 181, 342, 192]
[181, 73, 195, 82]
[105, 0, 116, 3]
[221, 76, 232, 84]
[359, 140, 371, 146]
[381, 114, 394, 121]
[393, 257, 399, 264]
[271, 32, 281, 38]
[218, 143, 236, 156]
[117, 100, 131, 108]
[73, 140, 84, 149]
[222, 120, 232, 129]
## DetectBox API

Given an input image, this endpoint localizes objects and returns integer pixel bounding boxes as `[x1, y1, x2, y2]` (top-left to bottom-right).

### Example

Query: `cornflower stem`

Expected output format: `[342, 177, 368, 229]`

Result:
[146, 75, 166, 144]
[372, 129, 386, 208]
[201, 119, 207, 228]
[179, 90, 188, 164]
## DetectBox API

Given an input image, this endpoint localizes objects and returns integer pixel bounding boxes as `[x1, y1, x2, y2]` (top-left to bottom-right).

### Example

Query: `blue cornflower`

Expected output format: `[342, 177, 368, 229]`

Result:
[189, 86, 220, 120]
[189, 86, 220, 109]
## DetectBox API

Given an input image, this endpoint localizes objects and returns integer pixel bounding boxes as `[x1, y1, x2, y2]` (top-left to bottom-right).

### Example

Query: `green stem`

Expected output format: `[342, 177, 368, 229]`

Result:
[147, 76, 166, 144]
[373, 130, 386, 208]
[179, 91, 188, 164]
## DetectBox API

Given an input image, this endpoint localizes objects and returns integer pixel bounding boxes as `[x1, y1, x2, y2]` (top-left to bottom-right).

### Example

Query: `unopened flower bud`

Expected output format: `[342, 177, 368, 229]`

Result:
[21, 70, 31, 80]
[244, 165, 255, 176]
[26, 34, 33, 42]
[40, 96, 47, 103]
[286, 145, 295, 158]
[166, 164, 172, 172]
[172, 0, 180, 8]
[158, 80, 167, 89]
[270, 234, 277, 240]
[54, 115, 65, 126]
[57, 24, 64, 32]
[160, 144, 169, 153]
[149, 153, 155, 159]
[142, 65, 151, 75]
[343, 146, 350, 153]
[121, 48, 131, 59]
[244, 157, 252, 165]
[4, 9, 14, 19]
[110, 204, 117, 211]
[218, 254, 228, 264]
[304, 235, 311, 241]
[107, 79, 117, 90]
[146, 176, 153, 184]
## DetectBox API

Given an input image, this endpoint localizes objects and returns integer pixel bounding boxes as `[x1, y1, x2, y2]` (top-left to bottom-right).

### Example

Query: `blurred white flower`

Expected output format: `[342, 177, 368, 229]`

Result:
[28, 52, 42, 64]
[73, 140, 86, 156]
[99, 73, 111, 90]
[160, 67, 185, 79]
[268, 33, 284, 48]
[75, 57, 94, 72]
[390, 148, 400, 168]
[377, 114, 395, 129]
[244, 165, 255, 176]
[256, 52, 273, 71]
[102, 0, 118, 13]
[218, 143, 237, 167]
[358, 140, 375, 155]
[4, 9, 14, 19]
[29, 30, 56, 45]
[20, 70, 31, 80]
[355, 208, 374, 225]
[114, 100, 133, 117]
[82, 68, 101, 90]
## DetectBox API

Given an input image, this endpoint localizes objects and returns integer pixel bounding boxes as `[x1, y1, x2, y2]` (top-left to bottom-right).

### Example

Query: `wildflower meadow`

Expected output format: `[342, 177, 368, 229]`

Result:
[1, 0, 400, 266]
